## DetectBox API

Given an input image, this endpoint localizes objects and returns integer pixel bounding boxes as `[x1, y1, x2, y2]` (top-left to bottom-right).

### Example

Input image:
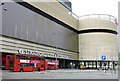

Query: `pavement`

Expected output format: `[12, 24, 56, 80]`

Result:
[45, 69, 98, 73]
[1, 69, 118, 79]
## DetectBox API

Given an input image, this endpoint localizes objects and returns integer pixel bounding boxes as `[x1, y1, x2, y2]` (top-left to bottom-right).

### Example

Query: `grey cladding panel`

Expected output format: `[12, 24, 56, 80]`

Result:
[2, 2, 78, 52]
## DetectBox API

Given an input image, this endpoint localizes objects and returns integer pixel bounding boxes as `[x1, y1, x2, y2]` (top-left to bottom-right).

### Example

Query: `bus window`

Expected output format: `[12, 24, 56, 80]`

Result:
[7, 56, 10, 59]
[20, 56, 25, 59]
[20, 64, 26, 67]
[9, 61, 13, 65]
[11, 55, 14, 57]
[47, 65, 54, 67]
[16, 55, 20, 59]
[20, 64, 23, 67]
[41, 58, 44, 61]
[30, 57, 33, 60]
[25, 56, 29, 59]
[28, 56, 30, 59]
[46, 60, 48, 62]
[33, 57, 37, 60]
[37, 57, 39, 60]
[3, 55, 6, 58]
[18, 63, 20, 66]
[38, 58, 41, 60]
[26, 64, 29, 67]
[41, 65, 44, 68]
[51, 60, 54, 62]
[30, 64, 34, 67]
[2, 61, 5, 65]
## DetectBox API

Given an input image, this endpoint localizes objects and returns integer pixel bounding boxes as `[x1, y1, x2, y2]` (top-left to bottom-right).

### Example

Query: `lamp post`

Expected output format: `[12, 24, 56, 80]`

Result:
[0, 3, 4, 6]
[53, 32, 61, 70]
[55, 43, 58, 70]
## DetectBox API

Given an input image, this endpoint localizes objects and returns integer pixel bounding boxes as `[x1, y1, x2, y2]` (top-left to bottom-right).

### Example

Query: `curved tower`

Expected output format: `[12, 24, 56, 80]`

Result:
[79, 14, 118, 68]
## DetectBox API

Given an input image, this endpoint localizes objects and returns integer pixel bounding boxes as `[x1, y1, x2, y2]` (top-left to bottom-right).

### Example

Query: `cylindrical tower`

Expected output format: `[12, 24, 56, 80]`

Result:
[79, 14, 118, 67]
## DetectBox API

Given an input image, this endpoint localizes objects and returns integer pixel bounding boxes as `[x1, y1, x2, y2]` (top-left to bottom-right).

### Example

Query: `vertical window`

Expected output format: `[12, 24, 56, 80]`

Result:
[30, 57, 33, 60]
[18, 63, 20, 66]
[41, 58, 44, 61]
[41, 65, 44, 68]
[30, 64, 34, 67]
[33, 57, 37, 60]
[20, 56, 25, 59]
[16, 55, 20, 59]
[26, 64, 29, 67]
[7, 56, 10, 59]
[20, 64, 23, 67]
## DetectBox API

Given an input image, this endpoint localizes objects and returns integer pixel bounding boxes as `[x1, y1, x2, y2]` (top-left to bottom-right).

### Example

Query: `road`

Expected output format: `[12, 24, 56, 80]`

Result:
[1, 69, 118, 79]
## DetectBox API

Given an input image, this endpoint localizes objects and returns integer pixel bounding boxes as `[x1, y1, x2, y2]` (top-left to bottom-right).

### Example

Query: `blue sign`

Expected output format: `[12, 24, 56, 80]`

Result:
[102, 56, 106, 60]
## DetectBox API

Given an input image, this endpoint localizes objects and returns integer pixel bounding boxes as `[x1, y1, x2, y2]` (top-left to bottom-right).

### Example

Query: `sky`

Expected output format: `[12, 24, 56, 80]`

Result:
[69, 0, 119, 19]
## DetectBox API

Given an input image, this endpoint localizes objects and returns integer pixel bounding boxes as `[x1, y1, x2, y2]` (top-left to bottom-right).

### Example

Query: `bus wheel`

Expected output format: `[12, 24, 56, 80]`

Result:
[47, 68, 49, 70]
[37, 68, 40, 71]
[20, 69, 23, 72]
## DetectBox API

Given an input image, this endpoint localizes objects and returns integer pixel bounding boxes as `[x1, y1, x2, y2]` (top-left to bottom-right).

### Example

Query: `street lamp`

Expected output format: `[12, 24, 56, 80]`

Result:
[0, 3, 4, 6]
[53, 32, 61, 70]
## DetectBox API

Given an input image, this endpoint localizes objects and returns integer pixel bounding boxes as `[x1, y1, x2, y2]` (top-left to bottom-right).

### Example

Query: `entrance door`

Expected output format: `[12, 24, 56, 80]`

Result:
[5, 55, 10, 69]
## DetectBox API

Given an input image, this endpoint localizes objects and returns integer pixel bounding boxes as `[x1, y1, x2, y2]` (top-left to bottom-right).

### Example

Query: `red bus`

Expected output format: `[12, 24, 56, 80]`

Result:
[9, 54, 44, 72]
[44, 59, 59, 70]
[2, 54, 11, 70]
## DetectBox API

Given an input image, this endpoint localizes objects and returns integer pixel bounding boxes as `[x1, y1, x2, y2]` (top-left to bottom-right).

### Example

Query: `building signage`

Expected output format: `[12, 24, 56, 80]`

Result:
[18, 49, 69, 59]
[102, 56, 106, 60]
[18, 49, 43, 56]
[95, 56, 100, 60]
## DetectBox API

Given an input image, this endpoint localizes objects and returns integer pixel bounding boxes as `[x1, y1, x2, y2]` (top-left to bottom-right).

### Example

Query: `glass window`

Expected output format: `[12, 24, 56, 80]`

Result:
[41, 65, 44, 68]
[38, 58, 41, 60]
[30, 57, 33, 60]
[9, 61, 13, 65]
[25, 56, 28, 59]
[47, 65, 54, 67]
[30, 64, 34, 67]
[16, 55, 20, 59]
[20, 56, 25, 59]
[47, 65, 50, 66]
[23, 64, 26, 67]
[46, 60, 48, 62]
[51, 60, 54, 62]
[41, 58, 44, 61]
[28, 56, 30, 59]
[7, 56, 10, 59]
[18, 63, 20, 66]
[26, 64, 29, 67]
[2, 61, 5, 65]
[11, 55, 14, 57]
[20, 63, 26, 67]
[20, 64, 23, 67]
[33, 57, 37, 60]
[37, 57, 39, 60]
[3, 55, 6, 58]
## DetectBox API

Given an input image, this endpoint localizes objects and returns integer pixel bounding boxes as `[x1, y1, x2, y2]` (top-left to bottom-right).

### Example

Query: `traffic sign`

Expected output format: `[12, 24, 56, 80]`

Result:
[102, 56, 106, 60]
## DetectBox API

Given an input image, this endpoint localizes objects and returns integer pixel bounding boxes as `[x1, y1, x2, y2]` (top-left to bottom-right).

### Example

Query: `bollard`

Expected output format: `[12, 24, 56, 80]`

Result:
[114, 68, 116, 74]
[112, 69, 114, 75]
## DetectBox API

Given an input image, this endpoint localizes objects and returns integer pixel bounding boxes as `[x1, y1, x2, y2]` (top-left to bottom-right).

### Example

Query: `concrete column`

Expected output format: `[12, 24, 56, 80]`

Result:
[96, 61, 97, 69]
[108, 61, 110, 69]
[84, 61, 86, 67]
[113, 61, 115, 69]
[92, 62, 94, 69]
[100, 62, 102, 68]
[63, 60, 65, 69]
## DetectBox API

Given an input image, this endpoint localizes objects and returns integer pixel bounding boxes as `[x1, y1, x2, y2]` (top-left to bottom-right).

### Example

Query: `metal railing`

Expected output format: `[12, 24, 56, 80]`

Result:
[79, 14, 117, 24]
